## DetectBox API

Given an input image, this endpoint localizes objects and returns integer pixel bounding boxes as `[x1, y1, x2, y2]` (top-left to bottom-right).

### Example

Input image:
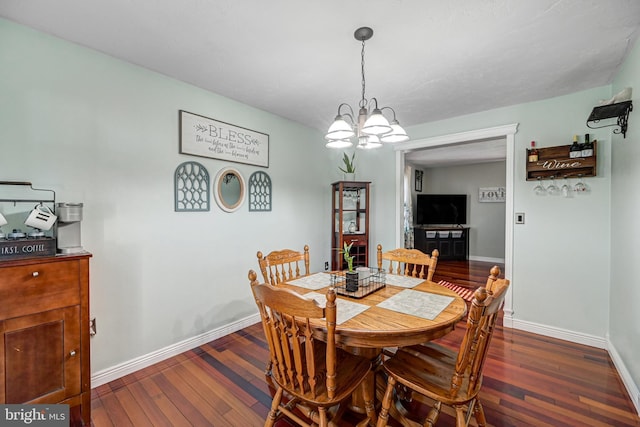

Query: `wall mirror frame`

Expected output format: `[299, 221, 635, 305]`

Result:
[213, 167, 246, 212]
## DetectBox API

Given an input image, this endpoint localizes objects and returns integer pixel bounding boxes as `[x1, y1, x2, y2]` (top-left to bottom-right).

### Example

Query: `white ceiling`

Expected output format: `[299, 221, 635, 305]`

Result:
[1, 1, 639, 167]
[405, 138, 507, 168]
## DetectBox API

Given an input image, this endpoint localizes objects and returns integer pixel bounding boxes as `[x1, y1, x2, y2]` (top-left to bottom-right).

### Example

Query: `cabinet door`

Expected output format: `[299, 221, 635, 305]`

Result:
[1, 306, 81, 404]
[438, 240, 452, 258]
[453, 240, 467, 258]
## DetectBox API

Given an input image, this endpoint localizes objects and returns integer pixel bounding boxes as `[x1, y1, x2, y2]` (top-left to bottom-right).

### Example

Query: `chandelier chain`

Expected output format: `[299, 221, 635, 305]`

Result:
[360, 38, 366, 109]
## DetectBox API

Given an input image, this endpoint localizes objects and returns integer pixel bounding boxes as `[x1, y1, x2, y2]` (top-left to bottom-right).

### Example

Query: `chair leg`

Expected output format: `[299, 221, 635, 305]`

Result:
[265, 387, 283, 427]
[454, 404, 466, 427]
[424, 401, 441, 427]
[376, 375, 396, 427]
[361, 378, 377, 426]
[319, 407, 328, 427]
[473, 399, 487, 427]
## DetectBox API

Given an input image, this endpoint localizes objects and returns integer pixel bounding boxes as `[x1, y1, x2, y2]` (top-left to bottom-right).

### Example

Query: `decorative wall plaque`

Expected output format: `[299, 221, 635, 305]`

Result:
[248, 171, 272, 212]
[525, 142, 597, 181]
[174, 161, 210, 211]
[179, 110, 269, 167]
[478, 187, 505, 203]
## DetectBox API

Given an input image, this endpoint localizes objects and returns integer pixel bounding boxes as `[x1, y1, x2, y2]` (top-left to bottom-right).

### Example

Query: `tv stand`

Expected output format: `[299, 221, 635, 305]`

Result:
[414, 225, 469, 261]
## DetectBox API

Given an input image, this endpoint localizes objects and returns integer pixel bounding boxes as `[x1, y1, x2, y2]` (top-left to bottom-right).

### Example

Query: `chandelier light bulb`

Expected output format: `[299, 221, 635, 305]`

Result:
[326, 138, 353, 148]
[325, 115, 355, 140]
[357, 134, 382, 150]
[380, 120, 409, 143]
[361, 108, 392, 135]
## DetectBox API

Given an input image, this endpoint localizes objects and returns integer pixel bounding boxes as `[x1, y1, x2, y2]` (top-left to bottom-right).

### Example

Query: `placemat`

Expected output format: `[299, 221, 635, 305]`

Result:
[304, 291, 370, 325]
[287, 272, 332, 290]
[377, 289, 455, 320]
[383, 274, 424, 288]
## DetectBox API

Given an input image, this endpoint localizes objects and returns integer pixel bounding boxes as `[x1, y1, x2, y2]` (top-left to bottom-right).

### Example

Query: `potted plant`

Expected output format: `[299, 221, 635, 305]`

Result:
[340, 242, 359, 292]
[339, 152, 356, 181]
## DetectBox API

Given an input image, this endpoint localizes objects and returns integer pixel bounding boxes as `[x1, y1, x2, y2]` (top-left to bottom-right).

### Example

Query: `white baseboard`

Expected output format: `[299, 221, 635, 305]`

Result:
[502, 308, 514, 328]
[468, 255, 505, 264]
[607, 339, 640, 416]
[91, 313, 261, 388]
[510, 318, 607, 349]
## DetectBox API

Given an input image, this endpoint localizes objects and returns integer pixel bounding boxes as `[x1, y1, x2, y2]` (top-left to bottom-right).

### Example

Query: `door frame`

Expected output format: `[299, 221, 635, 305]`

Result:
[393, 123, 518, 325]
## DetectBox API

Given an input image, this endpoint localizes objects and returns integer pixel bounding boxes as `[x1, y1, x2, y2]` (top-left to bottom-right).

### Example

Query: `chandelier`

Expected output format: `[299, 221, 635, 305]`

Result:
[325, 27, 409, 149]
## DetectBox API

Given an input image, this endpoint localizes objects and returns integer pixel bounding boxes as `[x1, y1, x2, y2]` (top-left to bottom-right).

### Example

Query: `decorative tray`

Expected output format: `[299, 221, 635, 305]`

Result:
[331, 268, 386, 299]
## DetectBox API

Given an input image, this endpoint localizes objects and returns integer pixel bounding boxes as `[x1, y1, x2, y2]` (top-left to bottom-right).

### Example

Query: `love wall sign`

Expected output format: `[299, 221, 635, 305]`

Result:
[179, 110, 269, 167]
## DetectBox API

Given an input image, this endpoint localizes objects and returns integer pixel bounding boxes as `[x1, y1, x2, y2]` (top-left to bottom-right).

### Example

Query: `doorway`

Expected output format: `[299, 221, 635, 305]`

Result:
[393, 123, 518, 325]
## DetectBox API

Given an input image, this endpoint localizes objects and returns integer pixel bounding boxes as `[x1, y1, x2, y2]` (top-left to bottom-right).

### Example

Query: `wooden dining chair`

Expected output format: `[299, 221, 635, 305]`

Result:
[376, 266, 509, 427]
[377, 244, 439, 281]
[257, 245, 310, 285]
[248, 270, 376, 427]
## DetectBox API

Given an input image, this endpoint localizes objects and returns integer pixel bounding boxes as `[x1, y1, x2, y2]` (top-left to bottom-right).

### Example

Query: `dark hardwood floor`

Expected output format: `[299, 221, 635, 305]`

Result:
[90, 261, 640, 426]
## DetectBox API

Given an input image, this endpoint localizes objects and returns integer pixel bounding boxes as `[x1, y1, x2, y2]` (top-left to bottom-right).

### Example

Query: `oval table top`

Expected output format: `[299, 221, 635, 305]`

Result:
[280, 274, 467, 349]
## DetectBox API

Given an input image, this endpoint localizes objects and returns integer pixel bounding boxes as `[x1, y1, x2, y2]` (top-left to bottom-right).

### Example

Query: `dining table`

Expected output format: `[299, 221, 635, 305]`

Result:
[279, 270, 468, 418]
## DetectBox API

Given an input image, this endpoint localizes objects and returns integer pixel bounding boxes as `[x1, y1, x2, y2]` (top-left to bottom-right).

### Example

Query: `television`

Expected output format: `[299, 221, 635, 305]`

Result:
[416, 194, 467, 225]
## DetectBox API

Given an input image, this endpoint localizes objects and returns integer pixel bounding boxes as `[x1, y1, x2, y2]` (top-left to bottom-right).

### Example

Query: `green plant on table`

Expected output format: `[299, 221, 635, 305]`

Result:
[340, 242, 355, 272]
[339, 152, 356, 174]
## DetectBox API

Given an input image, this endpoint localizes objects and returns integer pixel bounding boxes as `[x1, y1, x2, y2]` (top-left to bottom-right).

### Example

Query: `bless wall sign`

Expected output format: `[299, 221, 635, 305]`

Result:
[179, 110, 269, 168]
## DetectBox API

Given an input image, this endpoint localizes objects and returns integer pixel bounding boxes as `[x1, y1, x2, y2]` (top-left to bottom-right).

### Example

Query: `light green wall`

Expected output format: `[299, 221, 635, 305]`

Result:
[610, 37, 640, 401]
[0, 18, 336, 372]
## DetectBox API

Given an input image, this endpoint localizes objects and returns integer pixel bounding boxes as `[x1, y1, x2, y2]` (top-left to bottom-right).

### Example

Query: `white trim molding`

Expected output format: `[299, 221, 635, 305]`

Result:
[511, 318, 607, 349]
[91, 313, 261, 387]
[468, 255, 505, 264]
[395, 123, 518, 324]
[608, 339, 640, 416]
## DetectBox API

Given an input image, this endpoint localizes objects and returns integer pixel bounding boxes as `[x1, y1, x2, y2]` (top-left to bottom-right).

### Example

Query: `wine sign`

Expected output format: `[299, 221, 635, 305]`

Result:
[179, 110, 269, 167]
[525, 142, 597, 181]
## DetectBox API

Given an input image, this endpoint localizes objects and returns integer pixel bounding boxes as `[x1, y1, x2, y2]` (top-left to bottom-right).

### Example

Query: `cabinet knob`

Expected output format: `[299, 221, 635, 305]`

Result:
[32, 271, 39, 277]
[69, 350, 77, 357]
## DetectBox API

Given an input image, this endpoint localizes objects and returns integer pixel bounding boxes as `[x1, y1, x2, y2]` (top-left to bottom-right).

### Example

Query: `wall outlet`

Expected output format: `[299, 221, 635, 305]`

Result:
[324, 261, 329, 271]
[89, 317, 97, 336]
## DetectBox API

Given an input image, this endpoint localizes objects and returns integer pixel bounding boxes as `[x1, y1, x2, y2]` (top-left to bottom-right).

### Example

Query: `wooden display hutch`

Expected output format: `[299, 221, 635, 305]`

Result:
[0, 254, 92, 426]
[331, 181, 370, 271]
[526, 142, 597, 181]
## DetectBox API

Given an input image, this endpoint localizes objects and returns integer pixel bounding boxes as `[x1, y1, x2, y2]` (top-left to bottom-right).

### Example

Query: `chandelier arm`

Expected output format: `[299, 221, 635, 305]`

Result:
[336, 103, 356, 124]
[380, 106, 398, 121]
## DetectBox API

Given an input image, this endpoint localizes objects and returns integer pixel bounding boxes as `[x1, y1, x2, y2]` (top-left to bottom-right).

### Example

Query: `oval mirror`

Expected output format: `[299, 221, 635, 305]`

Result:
[213, 167, 246, 212]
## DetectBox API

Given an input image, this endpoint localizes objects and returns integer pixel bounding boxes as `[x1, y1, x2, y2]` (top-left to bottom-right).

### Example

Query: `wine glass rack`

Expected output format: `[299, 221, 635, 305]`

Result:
[525, 142, 597, 181]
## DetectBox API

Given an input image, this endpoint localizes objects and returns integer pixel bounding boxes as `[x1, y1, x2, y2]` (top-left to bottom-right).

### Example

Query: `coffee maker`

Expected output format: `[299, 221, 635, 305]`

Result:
[56, 202, 84, 254]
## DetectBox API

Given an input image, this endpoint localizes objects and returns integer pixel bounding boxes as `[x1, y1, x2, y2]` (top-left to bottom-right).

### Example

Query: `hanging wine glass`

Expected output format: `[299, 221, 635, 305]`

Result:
[574, 175, 587, 193]
[547, 176, 560, 196]
[533, 177, 547, 196]
[561, 176, 571, 198]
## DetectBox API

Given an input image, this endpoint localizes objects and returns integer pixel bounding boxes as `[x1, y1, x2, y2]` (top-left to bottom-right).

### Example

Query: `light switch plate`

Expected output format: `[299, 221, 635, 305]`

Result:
[515, 213, 525, 224]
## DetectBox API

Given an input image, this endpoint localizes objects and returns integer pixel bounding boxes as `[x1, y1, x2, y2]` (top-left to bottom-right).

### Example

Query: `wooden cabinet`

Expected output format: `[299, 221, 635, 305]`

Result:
[331, 181, 370, 271]
[0, 254, 91, 426]
[414, 226, 469, 261]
